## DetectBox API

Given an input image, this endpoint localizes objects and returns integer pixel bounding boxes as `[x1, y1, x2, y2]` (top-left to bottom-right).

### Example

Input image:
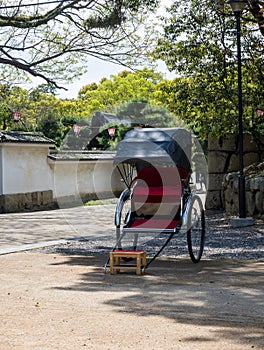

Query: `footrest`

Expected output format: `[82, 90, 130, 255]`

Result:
[109, 250, 147, 275]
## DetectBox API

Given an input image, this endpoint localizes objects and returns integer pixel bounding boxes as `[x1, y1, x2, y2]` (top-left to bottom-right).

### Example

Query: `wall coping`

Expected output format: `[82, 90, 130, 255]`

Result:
[48, 150, 115, 162]
[0, 131, 55, 145]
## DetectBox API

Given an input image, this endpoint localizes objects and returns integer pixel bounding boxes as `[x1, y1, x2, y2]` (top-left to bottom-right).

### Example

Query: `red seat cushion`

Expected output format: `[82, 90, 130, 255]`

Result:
[135, 167, 188, 186]
[132, 167, 186, 203]
[130, 167, 188, 218]
[133, 185, 182, 203]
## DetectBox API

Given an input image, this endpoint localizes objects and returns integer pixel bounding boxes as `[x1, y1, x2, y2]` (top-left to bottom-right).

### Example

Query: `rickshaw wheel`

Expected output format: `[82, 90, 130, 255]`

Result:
[115, 191, 132, 249]
[187, 195, 205, 263]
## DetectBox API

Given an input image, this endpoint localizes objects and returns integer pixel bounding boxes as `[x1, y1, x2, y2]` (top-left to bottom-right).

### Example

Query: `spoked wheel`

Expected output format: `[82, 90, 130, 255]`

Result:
[104, 189, 133, 271]
[187, 195, 205, 263]
[115, 189, 133, 249]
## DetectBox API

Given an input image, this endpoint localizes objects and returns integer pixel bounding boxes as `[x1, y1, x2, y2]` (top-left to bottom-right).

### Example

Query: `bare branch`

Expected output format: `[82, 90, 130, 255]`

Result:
[0, 0, 158, 88]
[247, 0, 264, 36]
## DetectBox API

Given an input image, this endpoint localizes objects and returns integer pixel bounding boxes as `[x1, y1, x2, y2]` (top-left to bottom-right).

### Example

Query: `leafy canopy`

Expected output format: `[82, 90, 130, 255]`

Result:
[0, 0, 159, 89]
[152, 0, 264, 137]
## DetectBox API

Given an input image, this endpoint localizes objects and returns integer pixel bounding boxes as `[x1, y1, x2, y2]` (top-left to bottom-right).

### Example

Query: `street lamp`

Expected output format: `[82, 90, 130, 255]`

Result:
[229, 0, 247, 219]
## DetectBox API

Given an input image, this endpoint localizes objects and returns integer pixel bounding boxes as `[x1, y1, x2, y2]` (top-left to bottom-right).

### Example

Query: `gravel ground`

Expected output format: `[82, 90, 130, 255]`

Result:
[39, 211, 264, 262]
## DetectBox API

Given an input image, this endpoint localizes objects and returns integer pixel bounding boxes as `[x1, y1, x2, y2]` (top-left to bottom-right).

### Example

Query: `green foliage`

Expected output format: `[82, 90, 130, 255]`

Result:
[61, 124, 91, 150]
[95, 123, 128, 151]
[36, 113, 64, 146]
[152, 0, 264, 138]
[95, 101, 178, 150]
[115, 101, 175, 127]
[77, 68, 164, 115]
[0, 84, 32, 131]
[84, 198, 114, 206]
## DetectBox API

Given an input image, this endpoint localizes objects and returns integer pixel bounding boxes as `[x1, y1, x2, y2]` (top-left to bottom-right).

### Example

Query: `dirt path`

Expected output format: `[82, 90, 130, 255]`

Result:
[0, 251, 263, 349]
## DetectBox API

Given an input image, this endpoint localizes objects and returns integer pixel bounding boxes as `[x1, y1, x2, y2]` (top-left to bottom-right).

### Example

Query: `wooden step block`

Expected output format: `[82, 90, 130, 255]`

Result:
[109, 250, 147, 275]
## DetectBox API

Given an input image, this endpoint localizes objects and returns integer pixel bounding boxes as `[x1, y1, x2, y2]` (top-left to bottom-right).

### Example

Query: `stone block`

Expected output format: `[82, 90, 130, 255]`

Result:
[259, 135, 264, 152]
[255, 191, 263, 213]
[224, 187, 234, 204]
[227, 154, 239, 172]
[245, 179, 251, 191]
[208, 152, 229, 173]
[224, 201, 234, 214]
[205, 190, 223, 210]
[3, 195, 17, 213]
[244, 153, 260, 168]
[232, 192, 239, 213]
[17, 193, 26, 210]
[0, 195, 4, 213]
[246, 191, 256, 216]
[208, 173, 225, 191]
[31, 191, 38, 205]
[260, 178, 264, 192]
[230, 217, 254, 228]
[208, 135, 237, 152]
[243, 134, 259, 152]
[42, 190, 53, 205]
[250, 177, 264, 191]
[232, 177, 239, 193]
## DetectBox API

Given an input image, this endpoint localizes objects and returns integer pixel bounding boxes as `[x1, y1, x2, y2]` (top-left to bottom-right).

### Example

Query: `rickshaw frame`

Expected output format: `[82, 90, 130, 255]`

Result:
[105, 127, 206, 272]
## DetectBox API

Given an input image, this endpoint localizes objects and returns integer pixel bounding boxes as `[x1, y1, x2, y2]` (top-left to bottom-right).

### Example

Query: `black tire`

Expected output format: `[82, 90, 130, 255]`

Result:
[187, 195, 205, 263]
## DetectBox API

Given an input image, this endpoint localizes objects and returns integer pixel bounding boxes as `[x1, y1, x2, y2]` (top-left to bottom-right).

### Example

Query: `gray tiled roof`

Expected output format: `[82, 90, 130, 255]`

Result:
[48, 150, 115, 161]
[0, 131, 55, 144]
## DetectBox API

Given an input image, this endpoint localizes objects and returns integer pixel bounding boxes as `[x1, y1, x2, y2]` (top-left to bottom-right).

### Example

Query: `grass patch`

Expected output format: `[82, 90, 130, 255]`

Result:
[84, 198, 116, 206]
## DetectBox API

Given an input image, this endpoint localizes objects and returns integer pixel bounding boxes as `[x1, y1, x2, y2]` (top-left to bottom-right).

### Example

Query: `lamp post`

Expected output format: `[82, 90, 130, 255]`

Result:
[229, 0, 247, 219]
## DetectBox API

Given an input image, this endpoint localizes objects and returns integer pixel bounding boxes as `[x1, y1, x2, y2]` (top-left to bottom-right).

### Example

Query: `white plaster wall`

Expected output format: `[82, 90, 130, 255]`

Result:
[51, 161, 93, 198]
[0, 143, 123, 200]
[51, 159, 124, 199]
[0, 147, 3, 195]
[1, 144, 53, 194]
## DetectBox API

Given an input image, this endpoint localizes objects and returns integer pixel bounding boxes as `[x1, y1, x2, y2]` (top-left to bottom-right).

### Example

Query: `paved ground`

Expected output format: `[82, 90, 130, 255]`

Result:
[0, 203, 117, 253]
[0, 204, 263, 349]
[0, 252, 263, 349]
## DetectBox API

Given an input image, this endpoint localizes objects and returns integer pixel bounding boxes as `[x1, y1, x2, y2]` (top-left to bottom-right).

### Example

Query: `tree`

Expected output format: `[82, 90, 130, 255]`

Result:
[242, 0, 264, 37]
[0, 0, 159, 89]
[93, 101, 180, 150]
[152, 0, 264, 138]
[77, 68, 164, 116]
[36, 112, 64, 146]
[0, 82, 82, 134]
[60, 120, 91, 150]
[0, 84, 34, 130]
[115, 100, 176, 127]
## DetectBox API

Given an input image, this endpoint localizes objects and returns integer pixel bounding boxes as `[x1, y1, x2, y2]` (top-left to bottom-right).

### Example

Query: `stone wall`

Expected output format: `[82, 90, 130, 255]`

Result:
[0, 190, 56, 213]
[222, 173, 264, 218]
[206, 133, 264, 211]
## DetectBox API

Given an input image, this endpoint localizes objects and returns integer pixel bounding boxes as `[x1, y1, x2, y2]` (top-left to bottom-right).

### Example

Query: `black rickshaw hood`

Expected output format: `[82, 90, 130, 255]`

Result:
[113, 127, 192, 172]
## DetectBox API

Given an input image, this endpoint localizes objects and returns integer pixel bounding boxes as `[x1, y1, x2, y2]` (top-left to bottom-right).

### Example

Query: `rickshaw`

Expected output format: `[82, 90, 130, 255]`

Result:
[106, 127, 205, 272]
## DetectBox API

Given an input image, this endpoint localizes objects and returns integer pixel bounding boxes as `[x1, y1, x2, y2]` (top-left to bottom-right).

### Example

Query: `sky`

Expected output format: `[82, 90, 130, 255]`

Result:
[55, 59, 175, 99]
[23, 0, 174, 100]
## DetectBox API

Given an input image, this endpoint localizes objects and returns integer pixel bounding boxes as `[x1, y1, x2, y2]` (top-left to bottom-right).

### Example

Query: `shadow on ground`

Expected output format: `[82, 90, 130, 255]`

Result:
[50, 254, 264, 348]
